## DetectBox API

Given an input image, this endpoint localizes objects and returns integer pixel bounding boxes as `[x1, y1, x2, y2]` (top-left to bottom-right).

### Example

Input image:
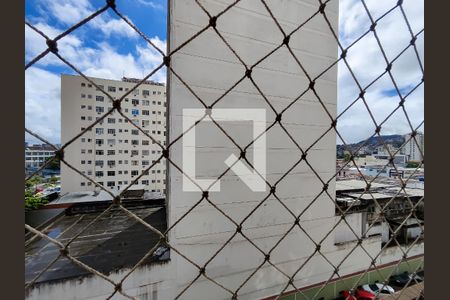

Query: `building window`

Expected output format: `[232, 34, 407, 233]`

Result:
[95, 139, 104, 146]
[133, 89, 139, 96]
[96, 150, 104, 155]
[81, 94, 86, 98]
[81, 182, 85, 186]
[142, 150, 149, 155]
[107, 139, 115, 146]
[142, 110, 149, 116]
[131, 150, 139, 156]
[132, 99, 139, 105]
[108, 86, 116, 92]
[96, 128, 104, 135]
[107, 181, 115, 187]
[132, 109, 139, 116]
[143, 90, 150, 96]
[131, 130, 139, 135]
[107, 118, 115, 124]
[142, 160, 150, 166]
[142, 140, 149, 145]
[96, 85, 104, 91]
[107, 129, 116, 134]
[95, 160, 104, 167]
[131, 170, 139, 176]
[96, 106, 104, 113]
[131, 140, 139, 146]
[87, 94, 92, 99]
[81, 83, 86, 87]
[142, 180, 149, 185]
[107, 160, 115, 167]
[107, 150, 115, 155]
[107, 171, 115, 176]
[131, 160, 139, 166]
[96, 95, 104, 102]
[96, 171, 104, 177]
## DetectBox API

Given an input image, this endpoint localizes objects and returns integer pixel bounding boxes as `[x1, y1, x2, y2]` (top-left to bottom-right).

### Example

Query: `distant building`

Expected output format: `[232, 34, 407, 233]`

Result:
[25, 144, 56, 169]
[403, 132, 424, 162]
[374, 144, 397, 156]
[61, 75, 167, 194]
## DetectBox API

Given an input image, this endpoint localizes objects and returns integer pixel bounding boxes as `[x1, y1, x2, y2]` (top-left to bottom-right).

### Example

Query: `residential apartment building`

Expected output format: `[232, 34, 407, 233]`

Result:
[403, 132, 424, 162]
[25, 144, 55, 169]
[61, 75, 167, 194]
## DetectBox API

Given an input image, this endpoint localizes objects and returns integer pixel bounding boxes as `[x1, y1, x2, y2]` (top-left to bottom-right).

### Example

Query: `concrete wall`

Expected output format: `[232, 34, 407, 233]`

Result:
[334, 213, 362, 244]
[166, 0, 339, 298]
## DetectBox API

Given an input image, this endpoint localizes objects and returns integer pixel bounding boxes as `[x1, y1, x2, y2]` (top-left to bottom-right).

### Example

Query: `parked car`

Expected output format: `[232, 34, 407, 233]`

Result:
[359, 283, 395, 296]
[334, 290, 356, 300]
[388, 271, 423, 288]
[335, 289, 376, 300]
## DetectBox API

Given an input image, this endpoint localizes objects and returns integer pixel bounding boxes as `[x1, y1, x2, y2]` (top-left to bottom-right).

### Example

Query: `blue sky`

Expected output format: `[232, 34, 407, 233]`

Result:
[25, 0, 424, 145]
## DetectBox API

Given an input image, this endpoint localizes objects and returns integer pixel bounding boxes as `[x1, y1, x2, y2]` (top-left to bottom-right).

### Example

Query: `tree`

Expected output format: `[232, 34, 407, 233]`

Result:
[25, 190, 48, 210]
[25, 175, 43, 189]
[45, 156, 60, 170]
[25, 176, 48, 210]
[49, 176, 59, 184]
[406, 161, 420, 168]
[343, 153, 352, 162]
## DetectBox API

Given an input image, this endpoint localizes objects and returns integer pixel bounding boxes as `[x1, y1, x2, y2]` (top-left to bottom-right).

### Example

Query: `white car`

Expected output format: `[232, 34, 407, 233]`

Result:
[360, 283, 395, 297]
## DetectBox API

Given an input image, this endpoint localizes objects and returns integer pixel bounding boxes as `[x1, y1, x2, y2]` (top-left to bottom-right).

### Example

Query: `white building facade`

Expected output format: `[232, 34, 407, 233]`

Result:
[403, 132, 424, 162]
[25, 144, 55, 169]
[61, 75, 167, 194]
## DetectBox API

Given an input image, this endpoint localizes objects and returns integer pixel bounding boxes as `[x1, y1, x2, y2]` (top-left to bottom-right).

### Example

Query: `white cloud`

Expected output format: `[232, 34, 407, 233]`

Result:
[89, 12, 140, 39]
[25, 0, 422, 145]
[33, 0, 140, 39]
[43, 0, 92, 25]
[337, 0, 424, 144]
[25, 18, 166, 143]
[136, 0, 164, 10]
[25, 67, 61, 144]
